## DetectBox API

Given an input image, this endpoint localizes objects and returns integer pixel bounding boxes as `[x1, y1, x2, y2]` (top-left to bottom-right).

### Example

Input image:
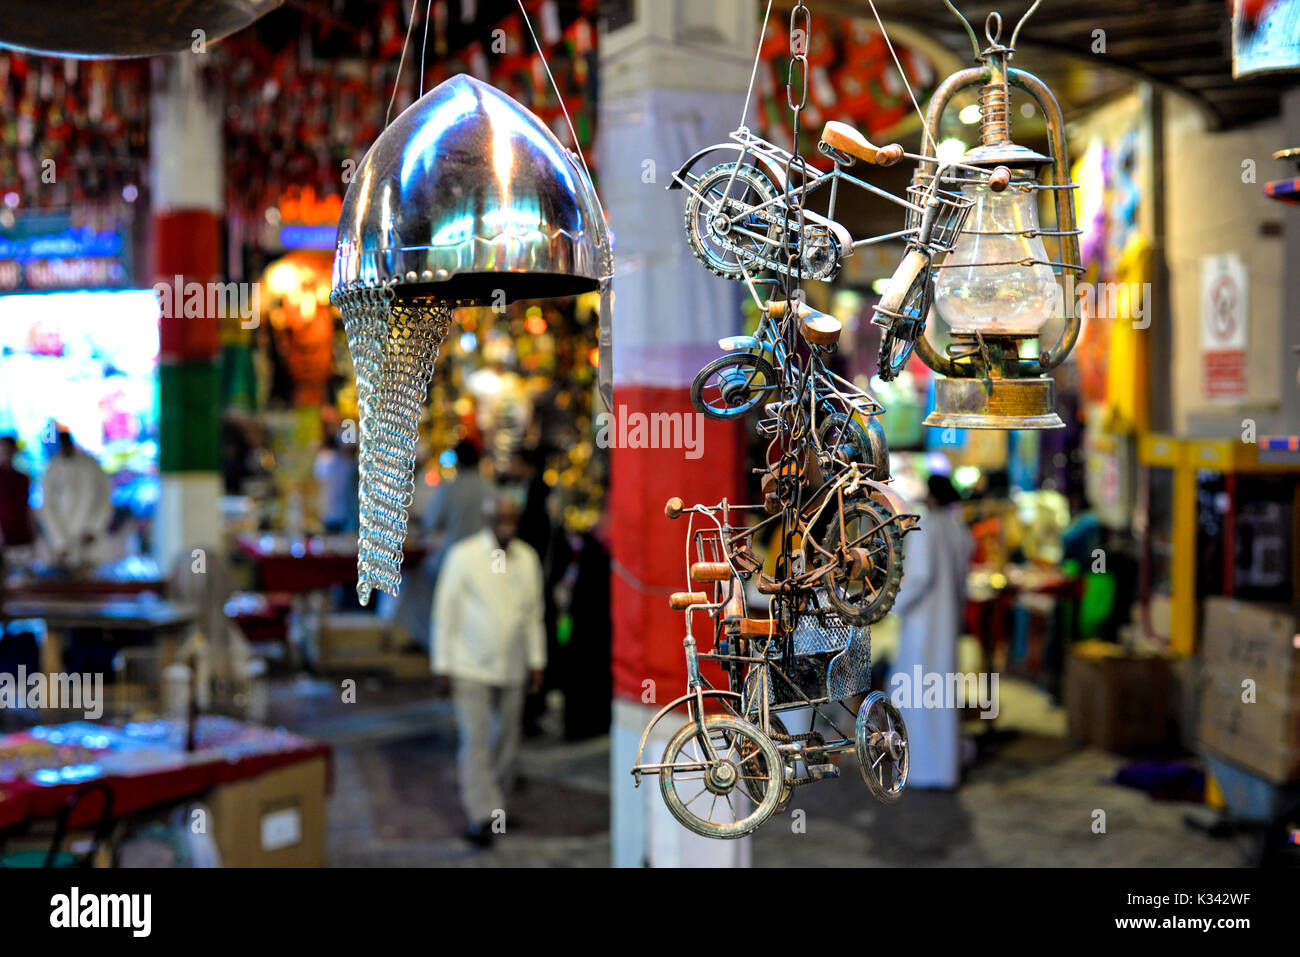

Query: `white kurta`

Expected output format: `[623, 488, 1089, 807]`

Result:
[431, 530, 546, 686]
[888, 504, 973, 789]
[40, 449, 112, 565]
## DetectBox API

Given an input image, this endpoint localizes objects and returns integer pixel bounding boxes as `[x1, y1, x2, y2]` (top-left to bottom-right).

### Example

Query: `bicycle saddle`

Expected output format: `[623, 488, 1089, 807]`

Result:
[820, 121, 904, 167]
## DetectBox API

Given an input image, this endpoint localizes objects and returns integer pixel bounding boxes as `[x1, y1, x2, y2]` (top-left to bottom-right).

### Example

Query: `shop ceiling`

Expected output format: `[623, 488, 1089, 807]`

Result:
[815, 0, 1291, 129]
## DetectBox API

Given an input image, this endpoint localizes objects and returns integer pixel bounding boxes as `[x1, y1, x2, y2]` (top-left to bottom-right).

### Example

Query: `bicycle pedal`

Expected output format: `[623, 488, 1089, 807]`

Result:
[807, 763, 839, 781]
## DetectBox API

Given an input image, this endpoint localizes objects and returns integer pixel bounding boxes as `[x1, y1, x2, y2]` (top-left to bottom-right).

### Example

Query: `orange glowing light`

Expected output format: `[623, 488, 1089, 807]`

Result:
[525, 315, 547, 335]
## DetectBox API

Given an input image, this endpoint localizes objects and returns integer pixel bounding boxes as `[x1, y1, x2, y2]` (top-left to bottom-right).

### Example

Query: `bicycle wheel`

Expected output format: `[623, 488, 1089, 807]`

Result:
[659, 715, 784, 839]
[856, 690, 909, 803]
[683, 162, 781, 280]
[819, 497, 904, 625]
[874, 250, 932, 382]
[691, 352, 780, 420]
[739, 713, 793, 812]
[816, 408, 873, 469]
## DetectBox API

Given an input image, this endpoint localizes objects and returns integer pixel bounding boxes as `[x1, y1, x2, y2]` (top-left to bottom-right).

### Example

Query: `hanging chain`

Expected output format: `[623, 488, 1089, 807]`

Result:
[775, 0, 810, 637]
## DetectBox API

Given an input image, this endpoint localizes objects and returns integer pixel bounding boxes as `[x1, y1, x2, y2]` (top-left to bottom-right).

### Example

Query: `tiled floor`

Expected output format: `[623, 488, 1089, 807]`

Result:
[268, 676, 1246, 868]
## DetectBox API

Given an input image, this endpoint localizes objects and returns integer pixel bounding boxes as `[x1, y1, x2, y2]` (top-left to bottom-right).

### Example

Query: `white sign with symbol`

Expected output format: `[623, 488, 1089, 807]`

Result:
[1201, 252, 1248, 401]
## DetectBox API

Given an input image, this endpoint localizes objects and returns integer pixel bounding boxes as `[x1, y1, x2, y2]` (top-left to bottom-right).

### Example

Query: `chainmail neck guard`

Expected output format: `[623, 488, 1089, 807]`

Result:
[333, 282, 453, 605]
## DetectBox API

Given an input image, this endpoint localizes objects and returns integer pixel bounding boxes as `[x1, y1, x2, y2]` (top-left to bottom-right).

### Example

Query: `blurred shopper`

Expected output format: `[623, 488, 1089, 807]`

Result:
[220, 409, 255, 494]
[889, 474, 973, 790]
[41, 431, 112, 568]
[391, 440, 492, 649]
[510, 447, 555, 736]
[426, 440, 490, 548]
[431, 494, 545, 848]
[0, 436, 35, 559]
[319, 438, 360, 534]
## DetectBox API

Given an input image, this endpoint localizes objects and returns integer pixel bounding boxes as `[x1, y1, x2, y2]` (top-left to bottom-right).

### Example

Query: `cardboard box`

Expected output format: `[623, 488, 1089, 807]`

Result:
[1065, 644, 1170, 752]
[1199, 676, 1300, 783]
[207, 756, 328, 867]
[1200, 598, 1300, 697]
[1197, 598, 1300, 783]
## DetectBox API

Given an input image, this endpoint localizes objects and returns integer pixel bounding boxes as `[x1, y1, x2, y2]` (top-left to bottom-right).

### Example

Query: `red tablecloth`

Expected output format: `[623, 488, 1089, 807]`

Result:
[236, 538, 427, 593]
[0, 721, 331, 831]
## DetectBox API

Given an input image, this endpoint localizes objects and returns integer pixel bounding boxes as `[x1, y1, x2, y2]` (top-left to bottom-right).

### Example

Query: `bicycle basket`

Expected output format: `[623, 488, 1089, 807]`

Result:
[904, 182, 974, 255]
[746, 607, 871, 708]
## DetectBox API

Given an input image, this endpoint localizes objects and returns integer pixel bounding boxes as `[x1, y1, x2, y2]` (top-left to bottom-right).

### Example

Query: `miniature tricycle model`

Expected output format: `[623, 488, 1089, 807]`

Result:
[629, 492, 915, 839]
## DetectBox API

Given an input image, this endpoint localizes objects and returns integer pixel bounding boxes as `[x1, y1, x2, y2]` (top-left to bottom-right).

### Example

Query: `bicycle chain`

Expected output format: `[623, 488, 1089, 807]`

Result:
[685, 178, 841, 283]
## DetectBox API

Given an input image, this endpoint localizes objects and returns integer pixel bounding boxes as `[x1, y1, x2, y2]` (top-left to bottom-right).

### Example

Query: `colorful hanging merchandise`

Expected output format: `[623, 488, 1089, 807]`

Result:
[629, 0, 1030, 838]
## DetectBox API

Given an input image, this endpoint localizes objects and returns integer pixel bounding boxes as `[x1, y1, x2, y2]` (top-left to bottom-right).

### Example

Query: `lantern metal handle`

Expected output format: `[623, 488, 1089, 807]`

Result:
[913, 64, 1081, 380]
[942, 0, 1042, 59]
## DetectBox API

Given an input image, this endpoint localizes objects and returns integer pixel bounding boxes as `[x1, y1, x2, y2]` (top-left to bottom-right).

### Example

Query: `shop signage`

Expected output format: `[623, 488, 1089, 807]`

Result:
[277, 186, 340, 249]
[0, 211, 130, 293]
[1200, 252, 1248, 402]
[1232, 0, 1300, 78]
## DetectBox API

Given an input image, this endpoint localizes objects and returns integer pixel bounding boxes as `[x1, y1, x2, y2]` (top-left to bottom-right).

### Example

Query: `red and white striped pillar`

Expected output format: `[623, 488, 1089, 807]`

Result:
[599, 1, 761, 867]
[150, 54, 223, 570]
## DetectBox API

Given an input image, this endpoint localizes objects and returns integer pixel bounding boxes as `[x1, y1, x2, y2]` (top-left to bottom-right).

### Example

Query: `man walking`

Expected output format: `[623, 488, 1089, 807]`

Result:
[432, 493, 545, 848]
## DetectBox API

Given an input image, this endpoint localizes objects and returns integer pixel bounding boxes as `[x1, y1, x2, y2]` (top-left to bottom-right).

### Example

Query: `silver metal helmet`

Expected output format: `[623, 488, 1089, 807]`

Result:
[332, 74, 612, 605]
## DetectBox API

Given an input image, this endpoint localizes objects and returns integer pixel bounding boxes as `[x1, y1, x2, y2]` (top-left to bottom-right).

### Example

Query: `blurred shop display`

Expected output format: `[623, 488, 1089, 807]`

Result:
[1265, 147, 1300, 204]
[0, 717, 327, 867]
[1232, 0, 1300, 77]
[1139, 436, 1299, 655]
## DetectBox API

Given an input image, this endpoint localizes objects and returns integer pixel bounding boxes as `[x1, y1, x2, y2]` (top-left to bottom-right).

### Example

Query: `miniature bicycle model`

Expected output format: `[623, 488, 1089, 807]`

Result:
[871, 163, 1009, 381]
[671, 123, 917, 283]
[629, 497, 911, 839]
[692, 298, 890, 477]
[750, 458, 918, 625]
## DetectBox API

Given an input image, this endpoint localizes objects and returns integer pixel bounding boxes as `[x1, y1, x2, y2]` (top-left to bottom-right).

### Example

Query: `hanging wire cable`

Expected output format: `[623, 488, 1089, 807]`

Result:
[385, 0, 422, 127]
[737, 0, 775, 131]
[516, 0, 594, 188]
[418, 0, 433, 99]
[865, 0, 936, 155]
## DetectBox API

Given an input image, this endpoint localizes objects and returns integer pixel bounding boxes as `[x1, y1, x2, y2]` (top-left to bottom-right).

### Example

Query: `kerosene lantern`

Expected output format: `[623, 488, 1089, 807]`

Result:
[916, 3, 1083, 429]
[332, 74, 612, 603]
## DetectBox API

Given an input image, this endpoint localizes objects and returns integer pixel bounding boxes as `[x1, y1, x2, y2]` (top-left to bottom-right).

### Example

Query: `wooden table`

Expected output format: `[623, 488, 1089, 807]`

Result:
[0, 595, 196, 677]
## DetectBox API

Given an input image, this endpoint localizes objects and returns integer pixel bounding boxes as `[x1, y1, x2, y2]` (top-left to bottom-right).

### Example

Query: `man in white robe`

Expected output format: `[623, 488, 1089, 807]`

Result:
[40, 431, 112, 568]
[888, 474, 973, 789]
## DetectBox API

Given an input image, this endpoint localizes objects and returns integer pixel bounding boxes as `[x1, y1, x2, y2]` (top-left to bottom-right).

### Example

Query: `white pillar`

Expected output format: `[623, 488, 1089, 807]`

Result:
[600, 0, 759, 868]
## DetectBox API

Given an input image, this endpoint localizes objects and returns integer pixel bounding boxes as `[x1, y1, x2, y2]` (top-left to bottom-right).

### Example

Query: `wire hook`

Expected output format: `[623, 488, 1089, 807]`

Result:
[985, 12, 1003, 47]
[1009, 0, 1043, 52]
[942, 0, 982, 60]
